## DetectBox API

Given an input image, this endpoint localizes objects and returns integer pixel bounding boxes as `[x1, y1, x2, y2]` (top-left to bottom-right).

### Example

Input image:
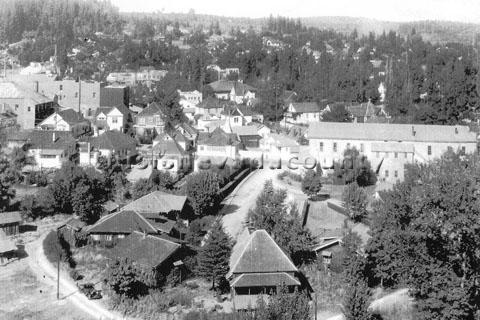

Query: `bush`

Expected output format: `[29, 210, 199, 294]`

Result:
[26, 171, 48, 186]
[169, 289, 193, 307]
[342, 182, 368, 222]
[301, 169, 322, 196]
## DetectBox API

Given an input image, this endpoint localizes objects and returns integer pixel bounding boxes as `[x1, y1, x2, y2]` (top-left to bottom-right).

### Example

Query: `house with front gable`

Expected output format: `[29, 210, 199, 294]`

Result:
[221, 105, 264, 127]
[94, 104, 132, 133]
[228, 229, 310, 310]
[195, 127, 240, 171]
[134, 102, 165, 137]
[37, 108, 90, 134]
[23, 130, 77, 170]
[195, 96, 231, 116]
[207, 80, 257, 105]
[284, 102, 322, 125]
[151, 133, 192, 175]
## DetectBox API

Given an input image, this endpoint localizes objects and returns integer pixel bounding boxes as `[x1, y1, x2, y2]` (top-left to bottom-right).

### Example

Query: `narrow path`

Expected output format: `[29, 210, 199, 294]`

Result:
[25, 229, 137, 320]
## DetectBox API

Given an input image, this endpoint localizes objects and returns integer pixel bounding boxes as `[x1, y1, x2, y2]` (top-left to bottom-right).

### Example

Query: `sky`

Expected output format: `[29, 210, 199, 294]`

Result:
[111, 0, 480, 24]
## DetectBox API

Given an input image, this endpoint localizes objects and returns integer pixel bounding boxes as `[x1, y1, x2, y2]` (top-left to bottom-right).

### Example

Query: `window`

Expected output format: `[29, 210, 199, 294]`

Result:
[461, 146, 466, 154]
[59, 85, 63, 90]
[405, 152, 407, 159]
[59, 95, 62, 100]
[385, 170, 389, 178]
[92, 92, 96, 98]
[199, 146, 204, 151]
[75, 92, 78, 98]
[40, 154, 56, 159]
[394, 152, 398, 158]
[346, 143, 351, 149]
[427, 145, 432, 156]
[138, 117, 146, 126]
[234, 117, 239, 123]
[319, 142, 324, 152]
[15, 104, 18, 111]
[360, 143, 364, 152]
[394, 170, 398, 178]
[333, 142, 337, 152]
[111, 116, 118, 124]
[27, 107, 31, 112]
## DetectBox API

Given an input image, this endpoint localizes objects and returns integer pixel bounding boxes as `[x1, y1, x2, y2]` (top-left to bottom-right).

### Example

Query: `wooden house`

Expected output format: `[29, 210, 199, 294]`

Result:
[0, 212, 22, 236]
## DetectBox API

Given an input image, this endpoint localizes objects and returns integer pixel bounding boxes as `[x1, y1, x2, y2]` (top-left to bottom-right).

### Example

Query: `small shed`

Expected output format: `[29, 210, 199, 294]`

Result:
[57, 218, 86, 247]
[101, 200, 120, 214]
[0, 211, 22, 236]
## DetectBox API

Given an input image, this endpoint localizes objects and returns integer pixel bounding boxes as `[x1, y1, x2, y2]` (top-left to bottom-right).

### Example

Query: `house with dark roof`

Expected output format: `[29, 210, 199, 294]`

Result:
[346, 101, 390, 123]
[228, 229, 309, 310]
[37, 108, 90, 134]
[231, 123, 271, 149]
[0, 229, 17, 265]
[221, 105, 264, 128]
[207, 80, 257, 105]
[79, 130, 137, 167]
[151, 133, 192, 175]
[196, 127, 240, 168]
[22, 130, 77, 170]
[94, 104, 132, 133]
[88, 191, 189, 245]
[0, 212, 22, 236]
[285, 102, 322, 125]
[194, 96, 233, 116]
[57, 217, 86, 247]
[134, 102, 165, 137]
[108, 231, 193, 287]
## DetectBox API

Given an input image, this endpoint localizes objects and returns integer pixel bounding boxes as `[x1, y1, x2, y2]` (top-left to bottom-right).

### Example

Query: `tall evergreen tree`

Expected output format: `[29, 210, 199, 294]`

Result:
[196, 220, 232, 289]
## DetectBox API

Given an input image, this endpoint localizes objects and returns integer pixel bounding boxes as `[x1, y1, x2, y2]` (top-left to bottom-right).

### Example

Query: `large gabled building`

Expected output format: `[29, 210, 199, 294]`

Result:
[307, 122, 478, 183]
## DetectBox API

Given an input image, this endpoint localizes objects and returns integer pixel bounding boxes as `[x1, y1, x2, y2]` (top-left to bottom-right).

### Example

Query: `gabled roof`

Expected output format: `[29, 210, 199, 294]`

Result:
[175, 122, 197, 138]
[58, 217, 86, 231]
[26, 130, 76, 151]
[109, 231, 181, 269]
[122, 191, 187, 215]
[87, 210, 157, 234]
[290, 102, 321, 113]
[229, 229, 298, 276]
[96, 104, 130, 118]
[137, 102, 164, 117]
[153, 137, 187, 156]
[231, 125, 262, 137]
[307, 122, 477, 143]
[197, 96, 232, 109]
[198, 127, 240, 146]
[92, 131, 136, 150]
[0, 211, 22, 225]
[57, 109, 86, 125]
[208, 80, 256, 94]
[261, 133, 298, 148]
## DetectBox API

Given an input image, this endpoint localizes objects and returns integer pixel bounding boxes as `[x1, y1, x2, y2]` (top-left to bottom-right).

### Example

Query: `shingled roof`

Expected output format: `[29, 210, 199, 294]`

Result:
[26, 130, 76, 151]
[230, 272, 300, 288]
[208, 80, 256, 94]
[228, 229, 298, 276]
[290, 102, 321, 113]
[87, 210, 157, 234]
[198, 127, 240, 146]
[137, 102, 164, 117]
[109, 231, 181, 269]
[91, 130, 136, 150]
[153, 135, 187, 156]
[121, 191, 187, 215]
[57, 109, 86, 125]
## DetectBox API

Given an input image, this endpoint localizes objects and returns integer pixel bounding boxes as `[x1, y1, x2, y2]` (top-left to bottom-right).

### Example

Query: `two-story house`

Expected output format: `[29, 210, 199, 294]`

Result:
[284, 102, 322, 125]
[94, 104, 132, 133]
[134, 102, 165, 137]
[152, 133, 192, 175]
[307, 122, 478, 183]
[195, 127, 240, 171]
[207, 80, 257, 105]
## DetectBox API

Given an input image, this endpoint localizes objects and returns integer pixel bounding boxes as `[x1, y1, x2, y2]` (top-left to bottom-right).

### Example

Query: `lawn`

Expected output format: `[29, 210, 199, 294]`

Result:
[305, 201, 347, 239]
[0, 262, 91, 320]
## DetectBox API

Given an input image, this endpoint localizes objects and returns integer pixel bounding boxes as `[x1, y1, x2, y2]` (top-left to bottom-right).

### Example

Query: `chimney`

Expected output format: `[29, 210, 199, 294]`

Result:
[411, 126, 416, 136]
[52, 132, 56, 142]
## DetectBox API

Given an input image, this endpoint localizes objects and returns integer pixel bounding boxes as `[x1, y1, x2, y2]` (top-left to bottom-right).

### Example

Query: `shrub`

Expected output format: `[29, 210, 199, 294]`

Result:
[301, 169, 322, 196]
[26, 171, 48, 186]
[342, 182, 368, 222]
[169, 289, 194, 307]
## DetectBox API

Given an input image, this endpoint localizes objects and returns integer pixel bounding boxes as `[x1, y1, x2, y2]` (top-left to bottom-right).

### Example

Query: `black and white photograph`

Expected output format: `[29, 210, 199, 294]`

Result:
[1, 0, 480, 319]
